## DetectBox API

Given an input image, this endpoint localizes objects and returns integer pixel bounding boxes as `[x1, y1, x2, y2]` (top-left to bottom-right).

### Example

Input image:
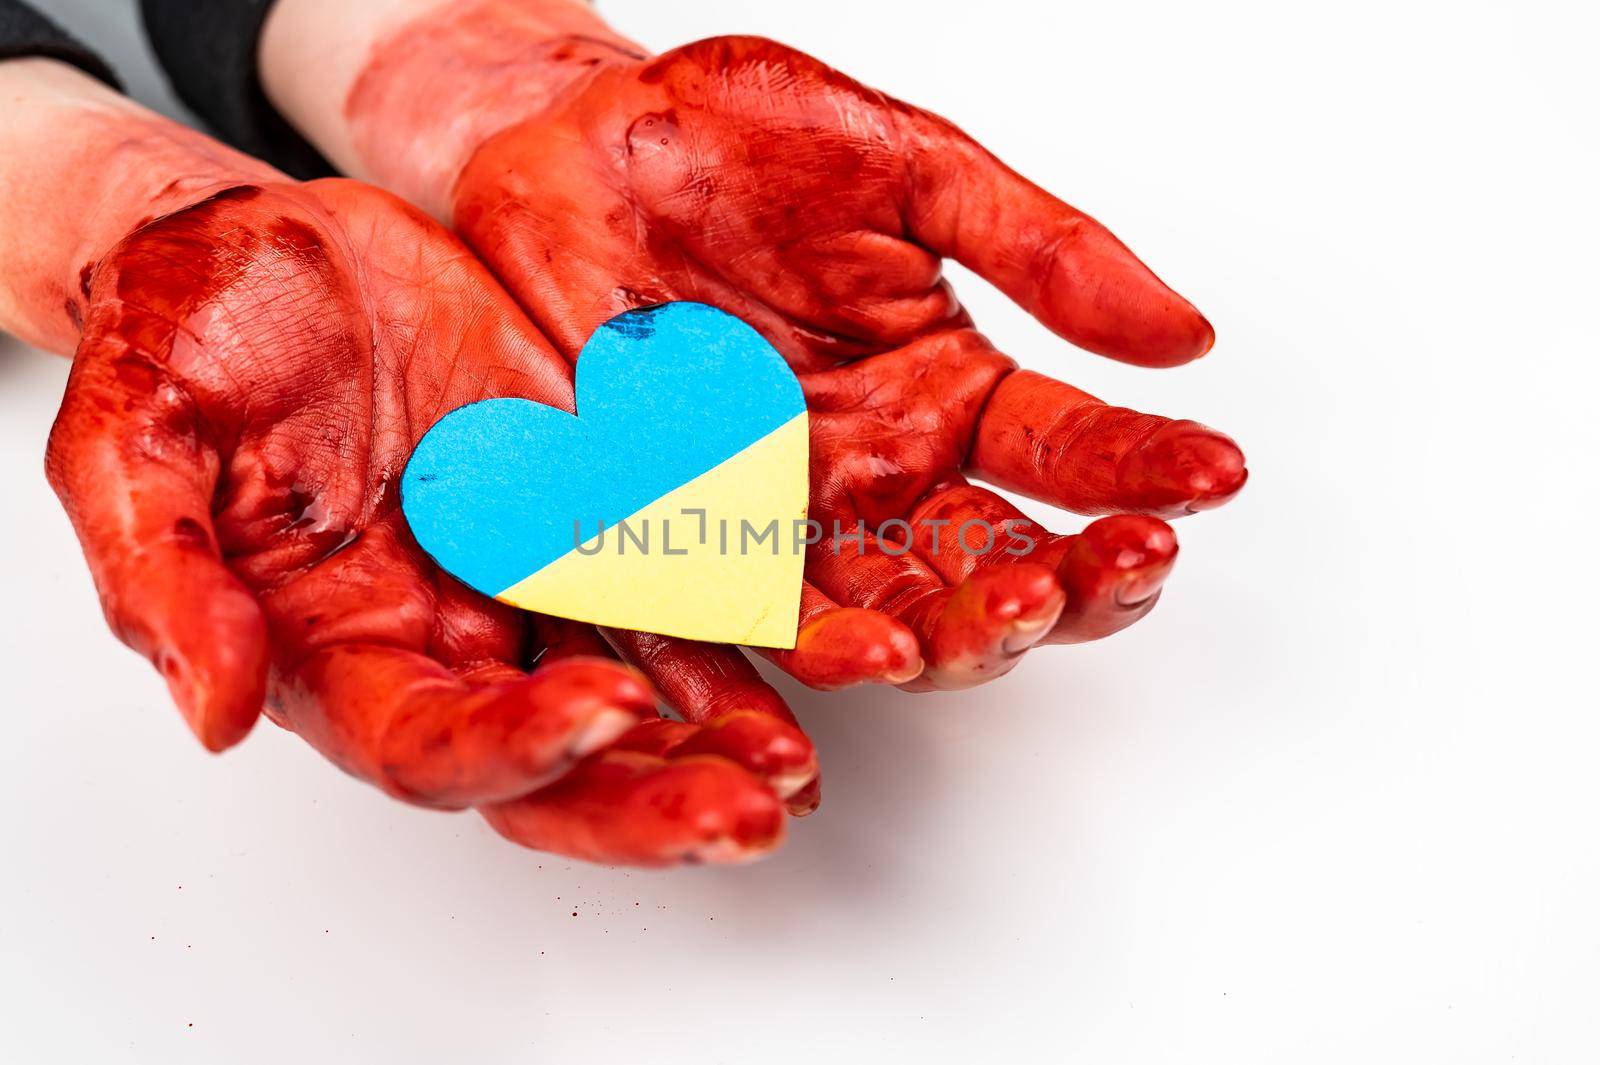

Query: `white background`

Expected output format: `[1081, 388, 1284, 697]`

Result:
[3, 0, 1597, 1061]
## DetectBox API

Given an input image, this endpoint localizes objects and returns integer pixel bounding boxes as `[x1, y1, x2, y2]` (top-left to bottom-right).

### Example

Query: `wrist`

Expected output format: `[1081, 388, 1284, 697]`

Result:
[0, 58, 280, 353]
[261, 0, 644, 218]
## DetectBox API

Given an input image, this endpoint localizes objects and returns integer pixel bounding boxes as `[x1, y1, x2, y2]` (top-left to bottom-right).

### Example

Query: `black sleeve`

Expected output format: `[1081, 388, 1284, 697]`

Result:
[139, 0, 332, 179]
[0, 0, 121, 88]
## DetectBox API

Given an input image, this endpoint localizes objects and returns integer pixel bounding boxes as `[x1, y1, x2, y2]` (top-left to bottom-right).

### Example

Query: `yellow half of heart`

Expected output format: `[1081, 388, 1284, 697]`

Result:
[496, 412, 809, 648]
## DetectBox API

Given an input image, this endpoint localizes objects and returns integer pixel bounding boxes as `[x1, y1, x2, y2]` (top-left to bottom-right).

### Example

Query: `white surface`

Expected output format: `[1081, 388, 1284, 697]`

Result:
[3, 1, 1597, 1061]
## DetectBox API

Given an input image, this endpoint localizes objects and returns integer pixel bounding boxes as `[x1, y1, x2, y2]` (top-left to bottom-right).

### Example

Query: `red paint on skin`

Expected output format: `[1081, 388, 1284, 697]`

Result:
[763, 584, 924, 691]
[42, 4, 1252, 860]
[972, 371, 1247, 518]
[46, 175, 808, 864]
[343, 17, 1246, 688]
[482, 748, 787, 867]
[907, 481, 1183, 646]
[602, 628, 821, 806]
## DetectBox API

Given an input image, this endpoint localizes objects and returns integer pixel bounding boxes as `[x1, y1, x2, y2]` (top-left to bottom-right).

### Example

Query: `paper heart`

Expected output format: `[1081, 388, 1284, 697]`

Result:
[401, 302, 809, 648]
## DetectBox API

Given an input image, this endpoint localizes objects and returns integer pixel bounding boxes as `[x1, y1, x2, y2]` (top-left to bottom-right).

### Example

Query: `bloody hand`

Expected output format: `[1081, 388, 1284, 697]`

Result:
[43, 162, 815, 864]
[337, 21, 1248, 689]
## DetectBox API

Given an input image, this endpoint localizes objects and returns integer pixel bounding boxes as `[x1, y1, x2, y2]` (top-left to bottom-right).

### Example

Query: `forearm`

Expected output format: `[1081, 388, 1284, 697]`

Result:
[260, 0, 641, 219]
[0, 58, 280, 353]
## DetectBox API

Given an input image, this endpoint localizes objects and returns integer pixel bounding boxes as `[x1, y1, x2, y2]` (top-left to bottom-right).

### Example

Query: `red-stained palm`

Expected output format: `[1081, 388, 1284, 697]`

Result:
[45, 176, 815, 864]
[423, 35, 1248, 688]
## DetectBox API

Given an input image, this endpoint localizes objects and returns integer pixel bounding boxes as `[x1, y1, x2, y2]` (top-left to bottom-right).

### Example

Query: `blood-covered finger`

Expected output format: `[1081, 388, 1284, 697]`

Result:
[45, 339, 267, 752]
[453, 661, 528, 686]
[276, 648, 652, 808]
[806, 526, 1063, 690]
[760, 582, 923, 689]
[970, 370, 1246, 517]
[609, 717, 700, 756]
[1042, 515, 1178, 645]
[906, 478, 1044, 585]
[906, 480, 1179, 645]
[612, 712, 819, 817]
[480, 749, 786, 867]
[602, 629, 819, 804]
[899, 564, 1064, 691]
[904, 115, 1213, 367]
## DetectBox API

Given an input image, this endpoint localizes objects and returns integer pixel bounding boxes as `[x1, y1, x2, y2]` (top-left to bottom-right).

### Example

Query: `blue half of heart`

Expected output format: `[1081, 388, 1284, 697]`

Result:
[400, 302, 808, 643]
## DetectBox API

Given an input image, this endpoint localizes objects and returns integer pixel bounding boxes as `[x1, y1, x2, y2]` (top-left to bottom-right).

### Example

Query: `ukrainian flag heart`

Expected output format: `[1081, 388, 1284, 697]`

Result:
[401, 302, 809, 649]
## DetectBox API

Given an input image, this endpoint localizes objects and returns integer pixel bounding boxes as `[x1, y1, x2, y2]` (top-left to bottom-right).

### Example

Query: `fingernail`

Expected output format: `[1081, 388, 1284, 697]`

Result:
[566, 707, 642, 758]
